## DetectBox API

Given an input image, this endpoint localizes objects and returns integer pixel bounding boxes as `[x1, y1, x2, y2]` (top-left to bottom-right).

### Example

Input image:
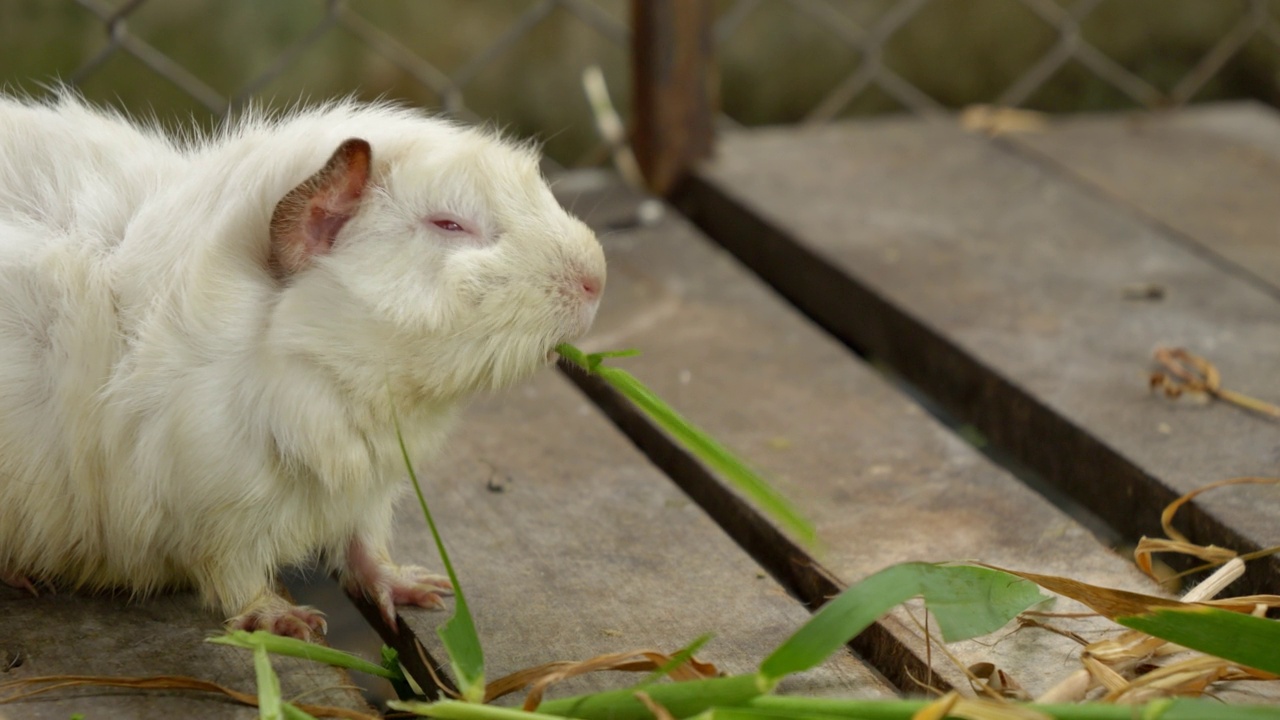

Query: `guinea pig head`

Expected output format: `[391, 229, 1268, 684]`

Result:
[269, 132, 606, 402]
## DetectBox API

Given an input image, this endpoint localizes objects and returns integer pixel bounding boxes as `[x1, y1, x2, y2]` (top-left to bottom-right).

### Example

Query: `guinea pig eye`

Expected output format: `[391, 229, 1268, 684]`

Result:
[425, 214, 475, 237]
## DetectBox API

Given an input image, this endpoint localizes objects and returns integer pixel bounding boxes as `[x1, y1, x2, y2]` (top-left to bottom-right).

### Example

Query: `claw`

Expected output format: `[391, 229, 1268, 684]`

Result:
[2, 572, 39, 597]
[228, 594, 328, 641]
[344, 539, 453, 631]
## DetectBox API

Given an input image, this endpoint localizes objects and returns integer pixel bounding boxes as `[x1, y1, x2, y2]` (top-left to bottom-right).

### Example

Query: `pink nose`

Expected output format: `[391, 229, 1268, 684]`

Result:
[580, 274, 603, 300]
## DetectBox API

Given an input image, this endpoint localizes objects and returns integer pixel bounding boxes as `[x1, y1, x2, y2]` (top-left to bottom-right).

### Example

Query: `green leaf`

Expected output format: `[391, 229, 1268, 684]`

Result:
[745, 696, 931, 720]
[554, 343, 591, 370]
[556, 344, 815, 547]
[694, 708, 870, 720]
[537, 674, 771, 720]
[392, 699, 572, 720]
[253, 642, 284, 720]
[913, 563, 1048, 641]
[399, 695, 1280, 720]
[760, 563, 1045, 681]
[209, 630, 402, 680]
[392, 680, 1280, 720]
[382, 644, 417, 699]
[281, 703, 319, 720]
[1117, 605, 1280, 675]
[394, 414, 486, 702]
[586, 348, 641, 371]
[1157, 699, 1280, 720]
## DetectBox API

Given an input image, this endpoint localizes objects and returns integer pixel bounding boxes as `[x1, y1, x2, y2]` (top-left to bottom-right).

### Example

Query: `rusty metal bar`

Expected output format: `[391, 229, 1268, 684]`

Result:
[631, 0, 715, 196]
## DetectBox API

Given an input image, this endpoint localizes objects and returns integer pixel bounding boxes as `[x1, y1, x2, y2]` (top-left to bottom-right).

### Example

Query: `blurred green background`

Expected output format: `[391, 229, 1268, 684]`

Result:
[3, 1, 1279, 164]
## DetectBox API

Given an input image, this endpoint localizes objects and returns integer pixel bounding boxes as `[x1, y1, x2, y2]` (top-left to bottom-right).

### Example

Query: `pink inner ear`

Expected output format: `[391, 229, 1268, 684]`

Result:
[270, 138, 372, 278]
[302, 202, 355, 258]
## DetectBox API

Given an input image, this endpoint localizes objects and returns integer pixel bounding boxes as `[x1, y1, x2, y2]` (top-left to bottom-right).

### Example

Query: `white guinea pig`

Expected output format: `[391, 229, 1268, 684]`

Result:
[0, 93, 605, 639]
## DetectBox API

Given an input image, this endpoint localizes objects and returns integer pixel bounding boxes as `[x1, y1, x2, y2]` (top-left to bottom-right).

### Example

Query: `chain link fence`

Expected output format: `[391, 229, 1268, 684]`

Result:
[3, 0, 1280, 165]
[718, 0, 1280, 123]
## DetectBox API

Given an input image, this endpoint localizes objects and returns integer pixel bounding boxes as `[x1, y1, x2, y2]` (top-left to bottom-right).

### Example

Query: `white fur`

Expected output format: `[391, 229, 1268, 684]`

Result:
[0, 93, 605, 625]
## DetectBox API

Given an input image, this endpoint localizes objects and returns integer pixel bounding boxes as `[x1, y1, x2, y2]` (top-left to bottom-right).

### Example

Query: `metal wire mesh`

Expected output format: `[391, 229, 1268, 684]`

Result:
[758, 0, 1280, 122]
[4, 0, 1279, 164]
[65, 0, 629, 120]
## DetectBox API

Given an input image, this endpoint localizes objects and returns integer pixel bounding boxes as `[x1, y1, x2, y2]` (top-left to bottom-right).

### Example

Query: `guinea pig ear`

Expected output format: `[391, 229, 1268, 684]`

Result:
[269, 138, 372, 279]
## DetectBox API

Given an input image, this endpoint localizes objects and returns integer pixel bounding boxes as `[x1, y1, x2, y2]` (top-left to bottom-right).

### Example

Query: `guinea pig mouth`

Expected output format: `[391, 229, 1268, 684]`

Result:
[546, 337, 575, 363]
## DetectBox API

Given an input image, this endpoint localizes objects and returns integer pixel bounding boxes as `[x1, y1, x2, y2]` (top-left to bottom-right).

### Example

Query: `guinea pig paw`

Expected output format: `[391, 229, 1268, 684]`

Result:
[2, 572, 40, 597]
[229, 603, 328, 641]
[396, 565, 453, 594]
[354, 565, 453, 629]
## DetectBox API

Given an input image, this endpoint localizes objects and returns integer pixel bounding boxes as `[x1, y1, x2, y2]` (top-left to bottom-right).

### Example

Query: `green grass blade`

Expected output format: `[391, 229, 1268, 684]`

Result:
[747, 696, 929, 719]
[597, 366, 814, 547]
[253, 642, 284, 720]
[281, 703, 320, 720]
[695, 708, 869, 720]
[1117, 605, 1280, 675]
[393, 699, 578, 720]
[382, 644, 417, 699]
[392, 677, 1280, 720]
[555, 343, 592, 371]
[556, 344, 815, 547]
[209, 630, 402, 680]
[394, 414, 486, 702]
[1157, 700, 1280, 720]
[760, 563, 1044, 681]
[536, 673, 770, 720]
[403, 695, 1280, 720]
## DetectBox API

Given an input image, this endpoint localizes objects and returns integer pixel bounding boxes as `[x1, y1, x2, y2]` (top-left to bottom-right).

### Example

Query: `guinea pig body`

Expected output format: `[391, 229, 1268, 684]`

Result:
[0, 94, 605, 637]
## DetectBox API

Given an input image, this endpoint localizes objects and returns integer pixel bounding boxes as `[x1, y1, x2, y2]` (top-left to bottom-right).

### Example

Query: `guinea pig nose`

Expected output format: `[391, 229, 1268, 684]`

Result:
[580, 274, 603, 300]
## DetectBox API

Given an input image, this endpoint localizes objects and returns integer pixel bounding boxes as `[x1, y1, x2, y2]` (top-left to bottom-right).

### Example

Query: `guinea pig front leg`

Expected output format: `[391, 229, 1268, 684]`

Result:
[341, 536, 452, 629]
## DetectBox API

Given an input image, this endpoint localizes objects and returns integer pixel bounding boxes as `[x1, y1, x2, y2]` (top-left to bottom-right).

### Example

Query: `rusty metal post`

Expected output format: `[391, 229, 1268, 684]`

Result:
[631, 0, 715, 197]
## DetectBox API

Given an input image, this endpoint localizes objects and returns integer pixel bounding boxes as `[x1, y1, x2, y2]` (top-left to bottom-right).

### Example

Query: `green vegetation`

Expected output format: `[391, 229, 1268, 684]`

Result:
[207, 346, 1279, 719]
[556, 344, 815, 546]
